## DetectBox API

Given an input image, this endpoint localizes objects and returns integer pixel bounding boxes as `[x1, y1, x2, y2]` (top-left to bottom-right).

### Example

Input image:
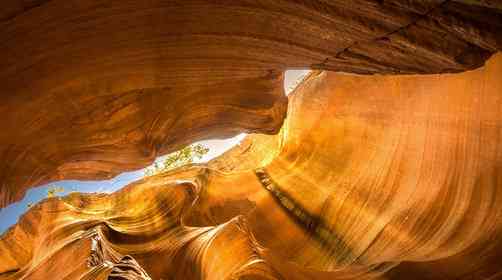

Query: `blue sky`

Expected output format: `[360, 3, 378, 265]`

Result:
[0, 70, 309, 234]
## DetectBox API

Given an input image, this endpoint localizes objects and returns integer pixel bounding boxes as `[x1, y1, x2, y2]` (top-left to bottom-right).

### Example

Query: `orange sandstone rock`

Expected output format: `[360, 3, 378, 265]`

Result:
[2, 53, 502, 279]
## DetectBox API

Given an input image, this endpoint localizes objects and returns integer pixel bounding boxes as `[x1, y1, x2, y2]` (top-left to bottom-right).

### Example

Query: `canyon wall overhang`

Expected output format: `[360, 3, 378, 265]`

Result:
[1, 52, 501, 280]
[1, 0, 502, 208]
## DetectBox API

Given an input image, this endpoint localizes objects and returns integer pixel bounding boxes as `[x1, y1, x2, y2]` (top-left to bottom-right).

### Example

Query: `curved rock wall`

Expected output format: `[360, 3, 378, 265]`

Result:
[2, 0, 502, 208]
[2, 53, 501, 279]
[257, 52, 502, 278]
[0, 171, 281, 280]
[204, 52, 502, 278]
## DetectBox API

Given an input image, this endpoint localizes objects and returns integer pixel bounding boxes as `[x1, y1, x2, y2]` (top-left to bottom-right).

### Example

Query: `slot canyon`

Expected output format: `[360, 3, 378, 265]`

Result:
[1, 1, 502, 279]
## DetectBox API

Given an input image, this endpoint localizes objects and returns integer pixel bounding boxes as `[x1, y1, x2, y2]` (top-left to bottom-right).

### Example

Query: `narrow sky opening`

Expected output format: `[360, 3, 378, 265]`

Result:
[0, 134, 247, 233]
[0, 69, 310, 234]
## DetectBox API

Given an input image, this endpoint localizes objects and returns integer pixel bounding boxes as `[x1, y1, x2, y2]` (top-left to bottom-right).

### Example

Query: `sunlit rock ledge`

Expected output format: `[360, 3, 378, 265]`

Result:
[1, 52, 501, 280]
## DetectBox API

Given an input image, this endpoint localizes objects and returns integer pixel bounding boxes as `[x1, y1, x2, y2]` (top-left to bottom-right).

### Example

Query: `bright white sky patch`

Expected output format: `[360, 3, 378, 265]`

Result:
[194, 133, 247, 163]
[284, 70, 310, 96]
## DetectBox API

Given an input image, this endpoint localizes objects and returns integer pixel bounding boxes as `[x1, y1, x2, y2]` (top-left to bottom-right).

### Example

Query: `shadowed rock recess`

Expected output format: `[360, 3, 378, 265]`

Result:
[1, 1, 502, 279]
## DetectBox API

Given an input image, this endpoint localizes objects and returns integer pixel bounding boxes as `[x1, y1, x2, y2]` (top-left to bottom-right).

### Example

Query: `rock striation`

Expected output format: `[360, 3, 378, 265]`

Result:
[2, 52, 502, 279]
[1, 0, 502, 208]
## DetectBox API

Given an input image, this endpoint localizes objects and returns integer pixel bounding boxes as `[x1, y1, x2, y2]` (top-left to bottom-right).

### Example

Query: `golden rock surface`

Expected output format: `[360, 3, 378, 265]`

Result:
[2, 53, 501, 279]
[2, 0, 502, 208]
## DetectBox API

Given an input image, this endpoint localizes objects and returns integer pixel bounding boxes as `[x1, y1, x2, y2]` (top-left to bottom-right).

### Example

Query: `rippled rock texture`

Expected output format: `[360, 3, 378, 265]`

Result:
[2, 0, 502, 208]
[2, 52, 502, 279]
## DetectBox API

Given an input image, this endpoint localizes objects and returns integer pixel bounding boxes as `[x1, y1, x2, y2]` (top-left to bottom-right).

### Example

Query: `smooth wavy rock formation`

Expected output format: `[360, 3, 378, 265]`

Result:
[2, 52, 501, 279]
[2, 0, 502, 208]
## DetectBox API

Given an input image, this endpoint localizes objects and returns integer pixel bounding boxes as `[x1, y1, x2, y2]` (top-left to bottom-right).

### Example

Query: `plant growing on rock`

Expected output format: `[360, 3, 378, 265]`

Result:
[145, 144, 209, 176]
[47, 185, 65, 198]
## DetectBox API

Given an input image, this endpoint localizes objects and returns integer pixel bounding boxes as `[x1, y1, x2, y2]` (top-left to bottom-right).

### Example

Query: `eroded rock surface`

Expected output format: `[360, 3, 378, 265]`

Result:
[2, 53, 501, 279]
[2, 0, 502, 208]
